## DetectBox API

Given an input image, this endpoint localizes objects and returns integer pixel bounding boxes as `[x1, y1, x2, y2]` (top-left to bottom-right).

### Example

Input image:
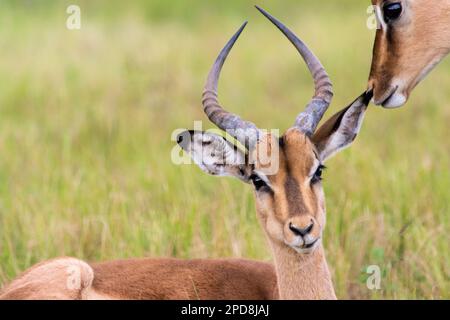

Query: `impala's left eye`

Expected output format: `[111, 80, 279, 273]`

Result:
[311, 165, 325, 184]
[383, 2, 402, 23]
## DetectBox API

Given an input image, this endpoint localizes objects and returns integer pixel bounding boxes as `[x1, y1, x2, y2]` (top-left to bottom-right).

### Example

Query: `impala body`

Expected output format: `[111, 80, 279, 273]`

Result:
[1, 7, 372, 300]
[368, 0, 450, 108]
[0, 257, 276, 299]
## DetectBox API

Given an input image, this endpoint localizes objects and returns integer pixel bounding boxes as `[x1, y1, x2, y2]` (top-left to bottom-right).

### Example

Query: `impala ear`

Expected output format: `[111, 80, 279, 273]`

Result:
[312, 92, 372, 162]
[177, 130, 251, 182]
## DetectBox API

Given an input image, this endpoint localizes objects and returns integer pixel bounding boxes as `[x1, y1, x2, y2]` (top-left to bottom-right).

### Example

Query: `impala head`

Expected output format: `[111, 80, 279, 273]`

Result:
[368, 0, 450, 108]
[178, 7, 372, 254]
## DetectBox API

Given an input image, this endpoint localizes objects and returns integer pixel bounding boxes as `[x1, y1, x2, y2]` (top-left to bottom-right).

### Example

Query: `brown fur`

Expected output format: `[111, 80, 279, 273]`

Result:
[270, 243, 335, 299]
[0, 257, 277, 300]
[368, 0, 450, 104]
[0, 258, 95, 300]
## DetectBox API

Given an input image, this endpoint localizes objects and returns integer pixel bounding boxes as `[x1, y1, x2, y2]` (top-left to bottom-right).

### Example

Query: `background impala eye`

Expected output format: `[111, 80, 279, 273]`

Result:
[383, 2, 402, 22]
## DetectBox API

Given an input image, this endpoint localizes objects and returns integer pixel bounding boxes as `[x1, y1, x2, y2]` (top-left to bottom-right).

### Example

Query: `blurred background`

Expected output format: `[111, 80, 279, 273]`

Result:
[0, 0, 448, 299]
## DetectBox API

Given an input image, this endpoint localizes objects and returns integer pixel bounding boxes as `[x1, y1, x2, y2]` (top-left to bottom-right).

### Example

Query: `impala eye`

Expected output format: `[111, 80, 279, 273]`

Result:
[383, 2, 402, 23]
[250, 174, 269, 191]
[311, 165, 325, 184]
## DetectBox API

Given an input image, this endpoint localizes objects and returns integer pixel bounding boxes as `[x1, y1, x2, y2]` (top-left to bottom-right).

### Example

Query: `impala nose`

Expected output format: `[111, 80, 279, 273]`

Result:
[289, 221, 313, 237]
[368, 81, 407, 108]
[284, 216, 322, 252]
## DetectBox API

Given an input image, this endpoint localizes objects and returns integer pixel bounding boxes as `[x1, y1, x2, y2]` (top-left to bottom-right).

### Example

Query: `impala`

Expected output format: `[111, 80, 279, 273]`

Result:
[1, 7, 371, 300]
[178, 6, 373, 299]
[368, 0, 450, 108]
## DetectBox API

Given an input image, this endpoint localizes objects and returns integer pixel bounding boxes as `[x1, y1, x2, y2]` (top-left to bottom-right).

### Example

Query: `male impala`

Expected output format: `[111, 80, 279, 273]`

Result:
[368, 0, 450, 108]
[177, 6, 372, 300]
[1, 7, 371, 300]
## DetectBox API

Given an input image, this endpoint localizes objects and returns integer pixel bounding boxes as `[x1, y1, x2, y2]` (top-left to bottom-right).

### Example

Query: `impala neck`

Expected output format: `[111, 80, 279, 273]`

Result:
[428, 1, 450, 53]
[269, 241, 336, 300]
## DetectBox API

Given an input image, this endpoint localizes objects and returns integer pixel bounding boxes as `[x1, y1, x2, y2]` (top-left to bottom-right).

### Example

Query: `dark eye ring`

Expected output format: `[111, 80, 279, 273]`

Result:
[250, 174, 269, 191]
[383, 2, 402, 23]
[311, 165, 325, 184]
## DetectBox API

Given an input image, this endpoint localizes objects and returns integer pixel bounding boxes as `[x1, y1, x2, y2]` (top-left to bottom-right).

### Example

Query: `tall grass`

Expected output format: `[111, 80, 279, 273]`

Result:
[0, 1, 448, 299]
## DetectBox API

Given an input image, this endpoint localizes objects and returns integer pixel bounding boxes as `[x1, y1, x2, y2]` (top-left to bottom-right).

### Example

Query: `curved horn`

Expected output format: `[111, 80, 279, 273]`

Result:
[202, 22, 261, 150]
[256, 6, 334, 136]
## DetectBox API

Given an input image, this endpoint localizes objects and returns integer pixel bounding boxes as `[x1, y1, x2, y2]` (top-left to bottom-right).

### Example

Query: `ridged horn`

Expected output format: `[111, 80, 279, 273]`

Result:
[202, 22, 261, 150]
[256, 6, 334, 136]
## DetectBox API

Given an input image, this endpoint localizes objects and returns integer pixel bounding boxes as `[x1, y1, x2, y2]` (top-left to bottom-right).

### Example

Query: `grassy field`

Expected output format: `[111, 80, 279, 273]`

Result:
[0, 0, 448, 299]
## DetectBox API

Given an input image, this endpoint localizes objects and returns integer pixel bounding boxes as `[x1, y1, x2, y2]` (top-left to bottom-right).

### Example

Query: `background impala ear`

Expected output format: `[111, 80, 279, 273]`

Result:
[312, 91, 372, 162]
[177, 130, 251, 182]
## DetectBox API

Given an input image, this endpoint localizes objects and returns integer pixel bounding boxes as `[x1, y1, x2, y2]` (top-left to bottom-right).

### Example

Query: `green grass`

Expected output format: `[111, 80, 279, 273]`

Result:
[0, 0, 449, 299]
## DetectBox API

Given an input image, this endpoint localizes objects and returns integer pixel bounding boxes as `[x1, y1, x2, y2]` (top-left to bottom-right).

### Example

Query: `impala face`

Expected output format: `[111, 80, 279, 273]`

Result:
[178, 129, 327, 254]
[178, 8, 372, 255]
[251, 130, 326, 254]
[368, 0, 450, 108]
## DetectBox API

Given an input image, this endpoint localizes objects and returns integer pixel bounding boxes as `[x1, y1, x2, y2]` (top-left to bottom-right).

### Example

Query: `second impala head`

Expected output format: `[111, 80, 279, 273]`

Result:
[368, 0, 450, 108]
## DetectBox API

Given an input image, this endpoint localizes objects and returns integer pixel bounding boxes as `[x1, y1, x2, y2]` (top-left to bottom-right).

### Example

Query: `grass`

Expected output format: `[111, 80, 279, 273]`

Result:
[0, 0, 449, 299]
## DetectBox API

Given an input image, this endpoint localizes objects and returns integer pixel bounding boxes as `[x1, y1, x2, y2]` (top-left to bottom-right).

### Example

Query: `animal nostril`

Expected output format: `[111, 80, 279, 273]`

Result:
[289, 221, 314, 237]
[177, 134, 183, 144]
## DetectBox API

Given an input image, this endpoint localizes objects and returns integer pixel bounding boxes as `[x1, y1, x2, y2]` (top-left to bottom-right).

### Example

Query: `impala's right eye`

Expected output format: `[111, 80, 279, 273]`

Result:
[383, 2, 402, 23]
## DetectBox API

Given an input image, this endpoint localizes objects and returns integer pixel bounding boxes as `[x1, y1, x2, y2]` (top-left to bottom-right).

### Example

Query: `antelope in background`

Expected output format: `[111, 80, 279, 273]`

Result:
[368, 0, 450, 108]
[0, 7, 372, 300]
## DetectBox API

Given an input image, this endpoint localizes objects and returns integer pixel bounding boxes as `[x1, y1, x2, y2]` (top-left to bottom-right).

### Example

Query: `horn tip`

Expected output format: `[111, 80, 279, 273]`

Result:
[255, 5, 270, 18]
[254, 5, 287, 35]
[236, 21, 248, 36]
